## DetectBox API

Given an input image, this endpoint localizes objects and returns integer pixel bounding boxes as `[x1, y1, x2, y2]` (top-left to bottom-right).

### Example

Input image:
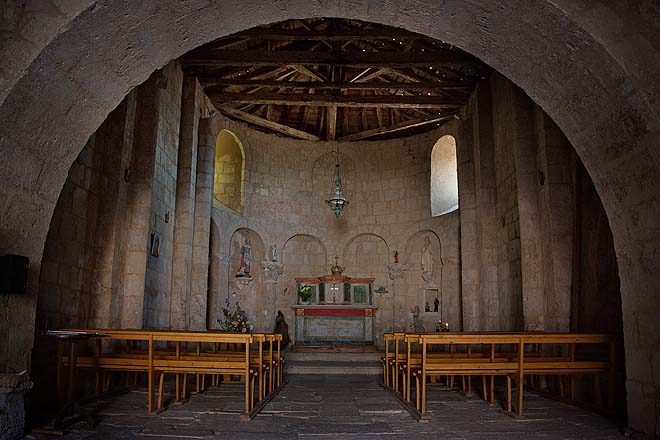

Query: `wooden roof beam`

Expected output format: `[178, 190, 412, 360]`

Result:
[339, 115, 454, 141]
[209, 91, 465, 108]
[291, 65, 328, 82]
[182, 49, 478, 69]
[217, 105, 320, 141]
[201, 79, 470, 91]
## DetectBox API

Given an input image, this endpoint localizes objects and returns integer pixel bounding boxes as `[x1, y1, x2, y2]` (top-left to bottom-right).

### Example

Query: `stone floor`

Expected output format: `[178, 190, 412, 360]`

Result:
[27, 375, 625, 439]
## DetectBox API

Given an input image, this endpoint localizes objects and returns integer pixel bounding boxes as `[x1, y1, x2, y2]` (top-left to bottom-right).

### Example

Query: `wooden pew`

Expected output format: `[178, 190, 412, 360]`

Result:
[409, 333, 614, 420]
[59, 329, 280, 419]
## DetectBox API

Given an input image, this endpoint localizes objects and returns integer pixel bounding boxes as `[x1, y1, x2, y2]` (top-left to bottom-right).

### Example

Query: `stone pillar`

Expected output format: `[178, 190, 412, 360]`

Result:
[472, 83, 500, 331]
[535, 110, 575, 332]
[456, 112, 480, 330]
[188, 117, 216, 329]
[170, 78, 202, 329]
[512, 87, 545, 331]
[261, 260, 284, 332]
[118, 72, 161, 328]
[89, 92, 137, 328]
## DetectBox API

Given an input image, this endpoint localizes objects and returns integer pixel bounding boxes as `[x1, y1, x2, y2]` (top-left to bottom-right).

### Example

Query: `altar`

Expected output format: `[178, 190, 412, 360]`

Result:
[290, 262, 377, 345]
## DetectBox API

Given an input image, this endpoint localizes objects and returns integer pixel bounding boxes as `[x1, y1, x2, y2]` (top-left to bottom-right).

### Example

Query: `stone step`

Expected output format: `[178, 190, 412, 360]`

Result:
[284, 351, 383, 362]
[285, 360, 382, 376]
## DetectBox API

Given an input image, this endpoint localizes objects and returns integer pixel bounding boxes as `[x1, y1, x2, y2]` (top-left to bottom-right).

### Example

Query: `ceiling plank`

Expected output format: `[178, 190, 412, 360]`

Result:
[339, 115, 453, 141]
[182, 49, 478, 69]
[209, 91, 465, 108]
[218, 105, 320, 141]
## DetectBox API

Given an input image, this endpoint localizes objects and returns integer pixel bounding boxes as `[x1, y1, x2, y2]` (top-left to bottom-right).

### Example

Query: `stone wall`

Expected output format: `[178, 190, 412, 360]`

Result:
[209, 120, 462, 345]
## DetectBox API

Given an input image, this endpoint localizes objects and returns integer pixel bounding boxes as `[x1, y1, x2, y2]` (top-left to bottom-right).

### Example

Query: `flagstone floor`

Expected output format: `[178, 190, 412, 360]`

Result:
[27, 375, 625, 440]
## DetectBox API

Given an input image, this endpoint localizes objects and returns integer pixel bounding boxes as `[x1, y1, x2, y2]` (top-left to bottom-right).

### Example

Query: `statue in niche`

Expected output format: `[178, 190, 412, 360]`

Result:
[271, 244, 278, 262]
[236, 238, 252, 277]
[393, 250, 399, 264]
[425, 302, 430, 312]
[421, 236, 433, 274]
[274, 310, 291, 348]
[434, 297, 439, 313]
[412, 305, 425, 332]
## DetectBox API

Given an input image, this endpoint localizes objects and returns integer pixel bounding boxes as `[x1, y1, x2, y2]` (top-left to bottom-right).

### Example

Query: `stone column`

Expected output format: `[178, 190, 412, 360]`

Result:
[512, 87, 545, 331]
[118, 72, 161, 328]
[88, 92, 137, 328]
[170, 78, 202, 329]
[473, 83, 500, 331]
[188, 116, 216, 329]
[456, 111, 480, 330]
[261, 260, 284, 332]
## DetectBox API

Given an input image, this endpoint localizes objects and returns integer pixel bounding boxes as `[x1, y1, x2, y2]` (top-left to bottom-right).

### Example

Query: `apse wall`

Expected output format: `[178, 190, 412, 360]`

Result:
[210, 119, 462, 344]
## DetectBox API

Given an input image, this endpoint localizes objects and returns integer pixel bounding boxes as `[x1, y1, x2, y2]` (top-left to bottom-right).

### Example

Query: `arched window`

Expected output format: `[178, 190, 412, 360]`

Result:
[431, 135, 458, 216]
[214, 129, 245, 213]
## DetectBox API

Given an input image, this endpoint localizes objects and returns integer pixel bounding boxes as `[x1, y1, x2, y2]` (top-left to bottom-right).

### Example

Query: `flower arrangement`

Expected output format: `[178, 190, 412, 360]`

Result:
[218, 300, 253, 333]
[298, 285, 313, 303]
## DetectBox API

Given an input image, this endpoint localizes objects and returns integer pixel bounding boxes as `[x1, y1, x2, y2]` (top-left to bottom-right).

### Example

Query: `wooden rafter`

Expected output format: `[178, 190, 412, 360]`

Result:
[184, 18, 489, 141]
[201, 79, 469, 90]
[209, 91, 464, 108]
[182, 49, 479, 69]
[218, 105, 320, 141]
[339, 115, 453, 141]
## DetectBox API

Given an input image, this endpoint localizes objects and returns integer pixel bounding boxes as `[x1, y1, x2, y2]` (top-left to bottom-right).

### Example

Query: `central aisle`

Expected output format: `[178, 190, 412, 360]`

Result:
[29, 375, 623, 439]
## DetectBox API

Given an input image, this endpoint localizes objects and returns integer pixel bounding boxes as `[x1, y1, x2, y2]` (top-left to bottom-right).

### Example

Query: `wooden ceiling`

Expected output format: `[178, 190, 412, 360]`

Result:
[180, 18, 490, 142]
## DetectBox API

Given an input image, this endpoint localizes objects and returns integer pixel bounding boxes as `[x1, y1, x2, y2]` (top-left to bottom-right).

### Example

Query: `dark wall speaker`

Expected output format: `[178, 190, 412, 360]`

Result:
[0, 254, 29, 294]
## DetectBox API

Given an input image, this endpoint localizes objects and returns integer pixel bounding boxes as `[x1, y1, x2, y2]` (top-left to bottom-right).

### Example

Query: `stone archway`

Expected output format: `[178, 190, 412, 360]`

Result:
[1, 1, 659, 433]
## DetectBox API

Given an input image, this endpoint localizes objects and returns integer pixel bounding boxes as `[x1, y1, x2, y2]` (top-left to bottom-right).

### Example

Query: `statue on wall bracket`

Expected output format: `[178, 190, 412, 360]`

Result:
[236, 238, 252, 278]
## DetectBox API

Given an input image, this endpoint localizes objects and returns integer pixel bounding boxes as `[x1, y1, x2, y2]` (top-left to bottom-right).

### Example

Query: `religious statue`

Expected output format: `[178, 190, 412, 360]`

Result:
[425, 302, 430, 312]
[433, 297, 439, 312]
[271, 244, 278, 262]
[236, 238, 252, 277]
[274, 310, 291, 348]
[412, 305, 425, 332]
[421, 236, 433, 274]
[393, 250, 399, 264]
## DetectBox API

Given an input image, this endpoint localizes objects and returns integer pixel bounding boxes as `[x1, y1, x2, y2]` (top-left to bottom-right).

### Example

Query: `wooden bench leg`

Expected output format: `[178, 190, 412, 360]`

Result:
[105, 371, 111, 393]
[506, 376, 512, 413]
[489, 375, 495, 404]
[182, 373, 188, 400]
[482, 375, 488, 401]
[415, 374, 420, 411]
[158, 372, 165, 411]
[175, 373, 180, 401]
[594, 375, 603, 406]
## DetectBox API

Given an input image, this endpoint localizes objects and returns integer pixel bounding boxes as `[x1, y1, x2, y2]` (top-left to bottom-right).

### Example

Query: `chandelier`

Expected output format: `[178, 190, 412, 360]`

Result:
[325, 147, 348, 217]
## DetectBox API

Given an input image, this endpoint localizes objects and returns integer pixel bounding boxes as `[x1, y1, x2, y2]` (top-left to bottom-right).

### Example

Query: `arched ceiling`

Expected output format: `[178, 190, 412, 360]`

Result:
[180, 18, 490, 141]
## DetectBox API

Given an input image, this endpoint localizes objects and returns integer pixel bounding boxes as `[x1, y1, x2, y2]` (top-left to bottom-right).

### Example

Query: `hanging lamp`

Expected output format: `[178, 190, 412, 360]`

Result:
[325, 147, 348, 217]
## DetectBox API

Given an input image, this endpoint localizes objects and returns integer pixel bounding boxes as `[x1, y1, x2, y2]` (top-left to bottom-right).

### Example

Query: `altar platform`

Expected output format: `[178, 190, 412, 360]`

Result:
[290, 305, 378, 345]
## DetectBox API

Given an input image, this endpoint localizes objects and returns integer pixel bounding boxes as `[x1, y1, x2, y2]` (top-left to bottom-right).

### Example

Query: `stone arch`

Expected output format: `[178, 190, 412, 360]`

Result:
[342, 233, 390, 279]
[430, 135, 459, 217]
[0, 3, 659, 432]
[213, 129, 245, 213]
[278, 234, 328, 335]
